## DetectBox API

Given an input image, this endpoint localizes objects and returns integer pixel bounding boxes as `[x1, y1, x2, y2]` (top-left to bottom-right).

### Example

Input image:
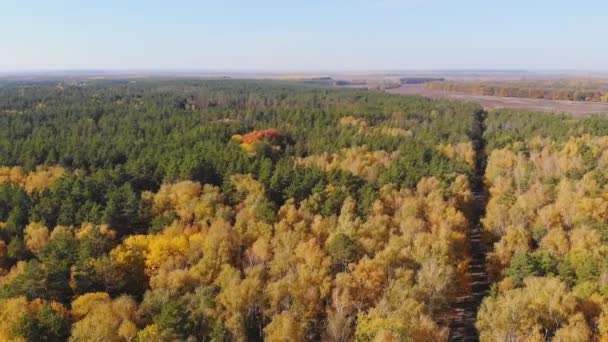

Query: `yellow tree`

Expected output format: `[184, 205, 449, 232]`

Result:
[214, 265, 264, 341]
[264, 310, 307, 342]
[354, 271, 446, 341]
[335, 256, 386, 311]
[477, 277, 579, 342]
[266, 238, 332, 320]
[24, 222, 50, 255]
[0, 297, 29, 340]
[70, 294, 139, 342]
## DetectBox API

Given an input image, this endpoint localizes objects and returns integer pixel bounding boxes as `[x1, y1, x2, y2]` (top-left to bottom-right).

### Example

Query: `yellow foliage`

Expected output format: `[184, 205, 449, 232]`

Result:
[146, 180, 202, 220]
[0, 261, 26, 286]
[598, 305, 608, 342]
[552, 313, 592, 342]
[110, 234, 150, 272]
[0, 297, 29, 341]
[136, 324, 165, 341]
[0, 297, 69, 341]
[24, 222, 49, 254]
[354, 272, 447, 341]
[215, 265, 264, 340]
[71, 295, 139, 342]
[266, 238, 332, 320]
[0, 239, 6, 259]
[540, 227, 569, 258]
[336, 256, 387, 310]
[482, 134, 608, 320]
[230, 173, 266, 203]
[145, 232, 189, 274]
[296, 145, 398, 182]
[477, 277, 579, 342]
[0, 165, 65, 193]
[569, 227, 604, 255]
[264, 310, 307, 342]
[49, 225, 73, 241]
[145, 181, 228, 224]
[75, 222, 117, 241]
[376, 126, 412, 138]
[102, 173, 473, 339]
[338, 116, 411, 138]
[338, 116, 368, 129]
[0, 166, 26, 185]
[191, 218, 238, 285]
[23, 166, 66, 193]
[240, 142, 255, 155]
[71, 292, 111, 319]
[437, 142, 476, 168]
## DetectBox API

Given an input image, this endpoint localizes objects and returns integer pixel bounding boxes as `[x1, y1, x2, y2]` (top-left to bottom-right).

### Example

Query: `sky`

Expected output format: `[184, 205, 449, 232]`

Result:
[1, 0, 607, 71]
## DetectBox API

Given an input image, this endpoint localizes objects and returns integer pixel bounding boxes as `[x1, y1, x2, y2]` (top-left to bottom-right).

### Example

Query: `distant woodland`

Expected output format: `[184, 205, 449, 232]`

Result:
[1, 80, 608, 341]
[427, 80, 608, 102]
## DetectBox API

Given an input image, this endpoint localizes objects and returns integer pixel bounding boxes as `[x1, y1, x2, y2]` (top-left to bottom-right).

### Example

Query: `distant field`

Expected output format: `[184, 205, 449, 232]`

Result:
[387, 84, 608, 116]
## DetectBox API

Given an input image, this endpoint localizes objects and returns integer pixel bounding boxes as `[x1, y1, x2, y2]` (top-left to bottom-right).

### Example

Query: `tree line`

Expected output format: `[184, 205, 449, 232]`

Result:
[427, 80, 608, 102]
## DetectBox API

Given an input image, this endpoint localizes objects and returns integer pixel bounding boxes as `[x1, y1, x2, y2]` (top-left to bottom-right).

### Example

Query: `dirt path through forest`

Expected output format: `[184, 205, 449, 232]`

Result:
[448, 110, 490, 342]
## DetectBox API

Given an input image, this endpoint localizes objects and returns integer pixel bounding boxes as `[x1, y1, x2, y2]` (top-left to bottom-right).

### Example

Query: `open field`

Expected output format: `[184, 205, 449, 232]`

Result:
[387, 84, 608, 116]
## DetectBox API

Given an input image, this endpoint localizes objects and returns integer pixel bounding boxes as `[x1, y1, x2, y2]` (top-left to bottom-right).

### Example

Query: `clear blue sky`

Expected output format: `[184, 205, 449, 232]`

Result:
[1, 0, 607, 71]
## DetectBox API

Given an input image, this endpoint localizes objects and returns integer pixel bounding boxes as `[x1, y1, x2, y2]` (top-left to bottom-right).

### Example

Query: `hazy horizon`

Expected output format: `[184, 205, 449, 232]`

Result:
[2, 0, 607, 72]
[2, 68, 608, 75]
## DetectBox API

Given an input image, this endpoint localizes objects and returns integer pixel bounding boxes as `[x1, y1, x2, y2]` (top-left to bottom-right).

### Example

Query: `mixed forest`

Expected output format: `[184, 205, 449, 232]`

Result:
[1, 79, 608, 341]
[478, 109, 608, 341]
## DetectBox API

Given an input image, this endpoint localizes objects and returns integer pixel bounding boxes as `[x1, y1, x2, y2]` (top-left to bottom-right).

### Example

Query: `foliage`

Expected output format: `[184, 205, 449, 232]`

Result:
[480, 112, 608, 340]
[0, 79, 483, 340]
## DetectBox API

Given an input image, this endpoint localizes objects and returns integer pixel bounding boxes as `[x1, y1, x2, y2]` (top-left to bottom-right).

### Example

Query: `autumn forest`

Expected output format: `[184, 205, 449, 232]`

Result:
[2, 79, 608, 341]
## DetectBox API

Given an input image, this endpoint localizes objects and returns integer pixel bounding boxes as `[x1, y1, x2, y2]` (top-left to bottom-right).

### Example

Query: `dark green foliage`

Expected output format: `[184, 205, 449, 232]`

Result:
[593, 223, 608, 242]
[38, 229, 79, 303]
[7, 237, 28, 261]
[255, 198, 278, 223]
[533, 251, 558, 277]
[380, 147, 469, 188]
[506, 253, 540, 286]
[11, 303, 70, 342]
[0, 185, 27, 221]
[210, 320, 232, 342]
[506, 252, 557, 287]
[580, 144, 597, 171]
[321, 187, 349, 217]
[101, 183, 141, 235]
[148, 210, 179, 234]
[327, 232, 362, 269]
[0, 79, 478, 233]
[0, 260, 47, 300]
[556, 254, 600, 288]
[558, 259, 577, 288]
[356, 183, 377, 216]
[485, 109, 608, 150]
[154, 301, 196, 338]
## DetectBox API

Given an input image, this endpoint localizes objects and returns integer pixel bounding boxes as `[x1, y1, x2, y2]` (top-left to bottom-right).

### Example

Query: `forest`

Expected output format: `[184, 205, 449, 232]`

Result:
[2, 79, 608, 341]
[478, 109, 608, 341]
[0, 80, 479, 341]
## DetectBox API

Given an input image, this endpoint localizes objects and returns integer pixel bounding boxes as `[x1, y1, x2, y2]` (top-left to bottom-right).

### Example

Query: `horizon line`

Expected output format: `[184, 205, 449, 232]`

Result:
[3, 68, 608, 73]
